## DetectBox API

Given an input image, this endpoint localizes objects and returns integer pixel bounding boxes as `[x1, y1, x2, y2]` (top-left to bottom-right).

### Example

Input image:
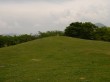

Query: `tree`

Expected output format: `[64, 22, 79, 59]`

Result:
[65, 22, 97, 39]
[81, 22, 97, 39]
[65, 22, 82, 37]
[94, 27, 110, 41]
[0, 35, 5, 47]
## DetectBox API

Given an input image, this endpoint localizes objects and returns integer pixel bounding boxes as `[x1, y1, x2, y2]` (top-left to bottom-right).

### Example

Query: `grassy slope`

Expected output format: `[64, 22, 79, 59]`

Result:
[0, 36, 110, 82]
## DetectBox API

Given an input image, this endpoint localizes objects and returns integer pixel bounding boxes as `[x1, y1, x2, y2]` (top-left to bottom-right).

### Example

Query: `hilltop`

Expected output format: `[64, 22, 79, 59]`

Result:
[0, 36, 110, 82]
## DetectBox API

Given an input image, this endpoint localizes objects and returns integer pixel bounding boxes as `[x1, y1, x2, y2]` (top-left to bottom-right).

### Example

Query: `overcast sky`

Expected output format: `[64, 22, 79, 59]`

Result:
[0, 0, 110, 34]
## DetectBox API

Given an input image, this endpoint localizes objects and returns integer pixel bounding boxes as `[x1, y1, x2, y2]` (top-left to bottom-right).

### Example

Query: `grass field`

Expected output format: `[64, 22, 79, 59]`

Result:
[0, 36, 110, 82]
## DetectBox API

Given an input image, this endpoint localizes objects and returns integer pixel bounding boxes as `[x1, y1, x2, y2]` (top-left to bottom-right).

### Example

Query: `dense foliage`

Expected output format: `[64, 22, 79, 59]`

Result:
[65, 22, 110, 41]
[38, 31, 64, 38]
[0, 34, 37, 48]
[0, 31, 64, 48]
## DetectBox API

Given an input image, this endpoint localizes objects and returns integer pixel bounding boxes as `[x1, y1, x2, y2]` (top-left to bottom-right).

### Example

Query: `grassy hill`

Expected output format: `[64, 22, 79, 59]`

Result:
[0, 36, 110, 82]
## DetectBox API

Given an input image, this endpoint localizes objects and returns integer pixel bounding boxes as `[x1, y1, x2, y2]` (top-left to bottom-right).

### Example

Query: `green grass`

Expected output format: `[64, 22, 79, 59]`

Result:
[0, 36, 110, 82]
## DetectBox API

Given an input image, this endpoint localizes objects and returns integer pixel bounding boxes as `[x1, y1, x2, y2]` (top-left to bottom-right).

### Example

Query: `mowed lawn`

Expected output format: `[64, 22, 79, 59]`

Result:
[0, 36, 110, 82]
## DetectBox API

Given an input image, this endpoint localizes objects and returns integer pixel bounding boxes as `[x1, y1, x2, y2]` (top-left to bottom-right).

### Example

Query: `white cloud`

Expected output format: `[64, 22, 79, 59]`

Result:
[0, 0, 110, 34]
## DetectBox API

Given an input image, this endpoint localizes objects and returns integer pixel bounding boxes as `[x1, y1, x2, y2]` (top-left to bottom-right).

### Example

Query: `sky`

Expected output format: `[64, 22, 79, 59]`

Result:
[0, 0, 110, 34]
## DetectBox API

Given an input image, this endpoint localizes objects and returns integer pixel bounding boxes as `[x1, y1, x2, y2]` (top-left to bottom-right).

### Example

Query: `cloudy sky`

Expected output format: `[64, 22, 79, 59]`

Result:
[0, 0, 110, 34]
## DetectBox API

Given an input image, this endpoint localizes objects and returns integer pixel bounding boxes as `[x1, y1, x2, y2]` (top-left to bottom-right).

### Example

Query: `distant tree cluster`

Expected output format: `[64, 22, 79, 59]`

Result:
[38, 31, 64, 38]
[65, 22, 110, 41]
[0, 34, 37, 48]
[0, 31, 64, 48]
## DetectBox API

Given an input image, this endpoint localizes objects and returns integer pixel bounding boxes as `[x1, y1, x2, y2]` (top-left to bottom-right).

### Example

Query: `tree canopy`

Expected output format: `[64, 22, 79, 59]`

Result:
[65, 22, 110, 41]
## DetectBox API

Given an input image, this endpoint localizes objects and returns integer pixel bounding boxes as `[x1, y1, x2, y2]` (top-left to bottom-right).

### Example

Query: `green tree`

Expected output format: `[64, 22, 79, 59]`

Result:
[65, 22, 97, 39]
[94, 27, 110, 41]
[65, 22, 82, 37]
[81, 22, 97, 39]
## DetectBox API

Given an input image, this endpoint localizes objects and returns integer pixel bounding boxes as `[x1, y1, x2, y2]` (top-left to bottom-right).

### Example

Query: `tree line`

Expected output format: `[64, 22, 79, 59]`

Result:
[64, 22, 110, 41]
[0, 31, 64, 48]
[0, 22, 110, 48]
[0, 34, 37, 48]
